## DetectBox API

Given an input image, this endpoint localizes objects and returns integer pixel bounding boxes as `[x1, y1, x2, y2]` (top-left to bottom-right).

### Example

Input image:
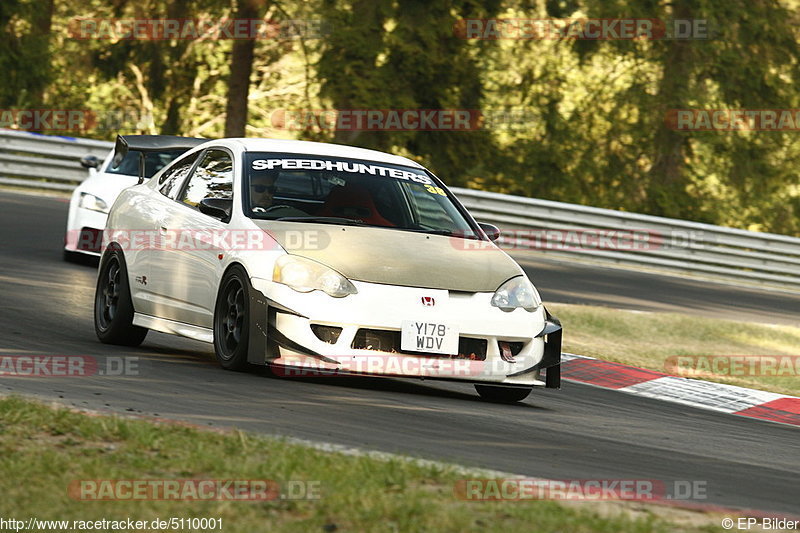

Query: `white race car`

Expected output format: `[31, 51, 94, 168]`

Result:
[94, 136, 562, 402]
[64, 135, 206, 260]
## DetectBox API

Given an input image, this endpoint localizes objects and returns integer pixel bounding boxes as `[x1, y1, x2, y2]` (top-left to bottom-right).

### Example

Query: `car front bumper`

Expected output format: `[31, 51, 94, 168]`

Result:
[249, 278, 562, 387]
[64, 207, 107, 255]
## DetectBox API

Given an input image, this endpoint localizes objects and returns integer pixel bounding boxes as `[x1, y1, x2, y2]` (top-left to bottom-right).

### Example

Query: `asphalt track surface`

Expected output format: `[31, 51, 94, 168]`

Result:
[1, 191, 798, 515]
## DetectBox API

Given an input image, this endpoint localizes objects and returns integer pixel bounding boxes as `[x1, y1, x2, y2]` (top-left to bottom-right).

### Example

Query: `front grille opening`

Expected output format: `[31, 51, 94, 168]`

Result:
[459, 337, 488, 360]
[497, 341, 524, 356]
[352, 329, 398, 352]
[77, 228, 103, 252]
[351, 328, 487, 360]
[311, 324, 343, 344]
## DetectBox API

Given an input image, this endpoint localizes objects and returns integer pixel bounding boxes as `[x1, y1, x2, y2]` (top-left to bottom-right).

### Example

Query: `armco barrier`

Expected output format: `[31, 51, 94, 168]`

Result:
[0, 129, 112, 191]
[452, 187, 800, 288]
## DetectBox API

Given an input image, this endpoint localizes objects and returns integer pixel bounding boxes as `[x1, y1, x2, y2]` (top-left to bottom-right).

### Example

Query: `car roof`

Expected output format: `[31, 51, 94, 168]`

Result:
[220, 138, 425, 169]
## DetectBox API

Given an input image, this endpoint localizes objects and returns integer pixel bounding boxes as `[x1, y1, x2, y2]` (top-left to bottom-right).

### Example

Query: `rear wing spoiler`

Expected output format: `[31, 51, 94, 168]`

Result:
[112, 134, 208, 183]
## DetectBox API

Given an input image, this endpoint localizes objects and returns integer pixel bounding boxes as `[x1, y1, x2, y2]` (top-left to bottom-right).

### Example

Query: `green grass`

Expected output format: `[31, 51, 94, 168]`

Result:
[551, 303, 800, 396]
[0, 396, 724, 533]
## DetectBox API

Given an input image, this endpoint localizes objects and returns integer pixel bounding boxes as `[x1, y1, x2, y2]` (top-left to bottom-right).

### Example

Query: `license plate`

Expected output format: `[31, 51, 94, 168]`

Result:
[401, 321, 459, 355]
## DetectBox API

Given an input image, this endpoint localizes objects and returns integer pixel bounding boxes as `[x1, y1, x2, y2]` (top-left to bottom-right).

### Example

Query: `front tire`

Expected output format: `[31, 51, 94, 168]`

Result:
[475, 384, 532, 403]
[213, 266, 251, 371]
[94, 249, 147, 346]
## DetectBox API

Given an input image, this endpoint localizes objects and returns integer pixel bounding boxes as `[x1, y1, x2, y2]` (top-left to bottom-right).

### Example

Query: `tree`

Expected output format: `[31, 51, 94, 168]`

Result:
[484, 0, 800, 233]
[580, 0, 800, 230]
[0, 0, 54, 114]
[315, 0, 503, 182]
[224, 0, 265, 137]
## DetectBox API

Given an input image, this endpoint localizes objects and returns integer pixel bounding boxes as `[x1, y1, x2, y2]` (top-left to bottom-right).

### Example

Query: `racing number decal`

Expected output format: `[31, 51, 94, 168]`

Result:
[424, 185, 446, 196]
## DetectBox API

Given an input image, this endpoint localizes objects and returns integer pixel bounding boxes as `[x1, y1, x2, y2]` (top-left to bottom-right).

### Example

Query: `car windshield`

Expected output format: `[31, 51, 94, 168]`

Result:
[106, 149, 186, 179]
[244, 153, 479, 238]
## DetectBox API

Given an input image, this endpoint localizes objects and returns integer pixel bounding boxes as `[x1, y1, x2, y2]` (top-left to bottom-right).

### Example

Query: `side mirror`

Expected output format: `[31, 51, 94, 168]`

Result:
[199, 197, 232, 221]
[478, 222, 501, 241]
[80, 155, 100, 169]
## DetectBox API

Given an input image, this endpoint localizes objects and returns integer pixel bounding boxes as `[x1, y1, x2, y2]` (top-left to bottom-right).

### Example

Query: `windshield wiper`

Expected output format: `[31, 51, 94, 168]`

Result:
[275, 216, 370, 226]
[401, 228, 455, 235]
[398, 227, 479, 238]
[274, 218, 478, 237]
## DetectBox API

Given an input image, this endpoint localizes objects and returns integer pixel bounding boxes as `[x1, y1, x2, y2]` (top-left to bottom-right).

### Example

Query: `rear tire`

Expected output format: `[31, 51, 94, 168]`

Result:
[213, 266, 251, 371]
[94, 249, 147, 346]
[475, 384, 532, 403]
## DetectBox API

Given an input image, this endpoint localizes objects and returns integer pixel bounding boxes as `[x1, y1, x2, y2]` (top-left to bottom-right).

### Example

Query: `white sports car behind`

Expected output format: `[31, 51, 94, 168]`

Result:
[64, 135, 205, 259]
[95, 136, 562, 402]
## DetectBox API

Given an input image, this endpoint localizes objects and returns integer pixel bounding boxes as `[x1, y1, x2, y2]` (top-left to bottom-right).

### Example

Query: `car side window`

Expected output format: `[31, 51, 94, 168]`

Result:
[158, 152, 200, 199]
[179, 149, 234, 208]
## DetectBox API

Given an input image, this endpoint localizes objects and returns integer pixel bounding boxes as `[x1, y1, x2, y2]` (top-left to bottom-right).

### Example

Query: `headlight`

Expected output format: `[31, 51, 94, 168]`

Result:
[491, 276, 541, 312]
[78, 193, 109, 213]
[273, 255, 357, 298]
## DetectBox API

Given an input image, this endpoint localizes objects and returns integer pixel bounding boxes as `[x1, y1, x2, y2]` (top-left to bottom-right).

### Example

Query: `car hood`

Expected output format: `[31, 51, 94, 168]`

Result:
[253, 221, 523, 291]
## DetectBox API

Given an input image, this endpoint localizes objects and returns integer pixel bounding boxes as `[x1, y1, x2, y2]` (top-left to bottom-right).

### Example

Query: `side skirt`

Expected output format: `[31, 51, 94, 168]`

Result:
[132, 313, 213, 344]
